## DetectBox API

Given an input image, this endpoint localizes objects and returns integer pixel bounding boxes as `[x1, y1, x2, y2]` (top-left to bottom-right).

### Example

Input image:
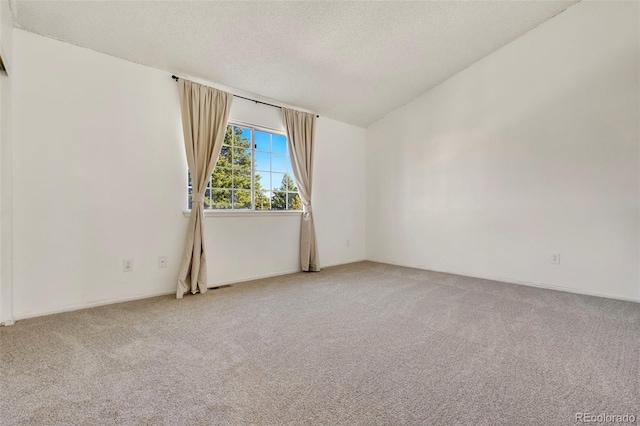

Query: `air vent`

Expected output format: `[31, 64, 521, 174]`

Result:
[210, 284, 232, 290]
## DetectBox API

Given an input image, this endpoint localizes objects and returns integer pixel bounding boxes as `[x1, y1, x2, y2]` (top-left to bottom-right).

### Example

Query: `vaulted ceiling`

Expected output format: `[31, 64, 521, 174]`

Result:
[14, 0, 576, 127]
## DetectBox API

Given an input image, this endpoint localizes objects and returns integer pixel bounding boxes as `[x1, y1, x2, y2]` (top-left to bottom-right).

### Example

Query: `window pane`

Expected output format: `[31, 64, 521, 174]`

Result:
[233, 148, 252, 168]
[233, 190, 251, 209]
[188, 187, 192, 210]
[255, 131, 271, 151]
[223, 125, 233, 145]
[272, 134, 287, 154]
[233, 126, 252, 148]
[271, 191, 286, 210]
[271, 154, 288, 173]
[217, 146, 232, 168]
[287, 192, 301, 210]
[233, 168, 251, 190]
[211, 189, 232, 209]
[281, 173, 297, 191]
[254, 171, 269, 192]
[203, 188, 212, 209]
[212, 167, 232, 189]
[271, 172, 285, 191]
[255, 151, 270, 172]
[255, 190, 271, 210]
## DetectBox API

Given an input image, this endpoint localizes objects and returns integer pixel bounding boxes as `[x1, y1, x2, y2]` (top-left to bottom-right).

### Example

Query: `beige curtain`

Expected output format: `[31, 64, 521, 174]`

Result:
[177, 79, 233, 298]
[283, 108, 320, 272]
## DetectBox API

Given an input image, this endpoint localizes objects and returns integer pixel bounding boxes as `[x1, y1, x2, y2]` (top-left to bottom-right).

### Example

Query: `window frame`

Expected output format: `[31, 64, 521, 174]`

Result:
[185, 120, 303, 216]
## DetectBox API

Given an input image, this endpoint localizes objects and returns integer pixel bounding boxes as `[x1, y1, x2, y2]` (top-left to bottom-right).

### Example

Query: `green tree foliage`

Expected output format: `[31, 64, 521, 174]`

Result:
[271, 173, 301, 210]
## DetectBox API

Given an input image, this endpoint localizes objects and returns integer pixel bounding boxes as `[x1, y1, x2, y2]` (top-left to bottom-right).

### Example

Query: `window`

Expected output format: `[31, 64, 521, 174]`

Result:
[187, 124, 301, 211]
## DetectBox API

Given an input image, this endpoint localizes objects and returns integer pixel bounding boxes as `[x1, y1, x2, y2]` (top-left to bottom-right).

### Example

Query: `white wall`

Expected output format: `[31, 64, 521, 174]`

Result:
[366, 1, 640, 301]
[12, 29, 365, 319]
[0, 0, 14, 324]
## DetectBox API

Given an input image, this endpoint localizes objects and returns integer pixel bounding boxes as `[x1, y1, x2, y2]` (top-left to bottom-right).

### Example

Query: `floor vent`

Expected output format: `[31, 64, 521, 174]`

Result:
[210, 284, 232, 290]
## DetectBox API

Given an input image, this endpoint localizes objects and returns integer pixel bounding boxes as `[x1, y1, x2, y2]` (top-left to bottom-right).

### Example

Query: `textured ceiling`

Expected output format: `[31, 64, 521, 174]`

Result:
[14, 1, 576, 127]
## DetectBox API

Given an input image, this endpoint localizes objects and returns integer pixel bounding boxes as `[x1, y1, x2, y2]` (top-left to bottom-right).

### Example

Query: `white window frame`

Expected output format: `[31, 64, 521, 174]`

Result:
[184, 121, 302, 217]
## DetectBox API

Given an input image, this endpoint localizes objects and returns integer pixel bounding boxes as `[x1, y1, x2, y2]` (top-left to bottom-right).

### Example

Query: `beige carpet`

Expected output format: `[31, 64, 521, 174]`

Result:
[1, 261, 639, 425]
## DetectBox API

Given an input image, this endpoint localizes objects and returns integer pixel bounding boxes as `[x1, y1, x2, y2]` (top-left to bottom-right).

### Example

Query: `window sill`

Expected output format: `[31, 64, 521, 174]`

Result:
[183, 210, 302, 218]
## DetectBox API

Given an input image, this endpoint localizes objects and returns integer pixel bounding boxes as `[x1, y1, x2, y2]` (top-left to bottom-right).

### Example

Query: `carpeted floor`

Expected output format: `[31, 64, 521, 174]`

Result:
[1, 261, 639, 425]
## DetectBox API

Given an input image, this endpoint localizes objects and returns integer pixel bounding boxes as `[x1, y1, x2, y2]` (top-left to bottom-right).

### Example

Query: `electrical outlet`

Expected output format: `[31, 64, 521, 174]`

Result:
[123, 259, 134, 272]
[551, 253, 560, 265]
[158, 256, 167, 268]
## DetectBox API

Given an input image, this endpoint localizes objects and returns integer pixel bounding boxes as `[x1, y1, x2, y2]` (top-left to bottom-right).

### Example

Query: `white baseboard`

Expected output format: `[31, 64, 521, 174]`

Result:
[14, 289, 176, 321]
[322, 257, 366, 269]
[207, 258, 367, 287]
[12, 258, 369, 323]
[366, 258, 640, 304]
[207, 268, 301, 287]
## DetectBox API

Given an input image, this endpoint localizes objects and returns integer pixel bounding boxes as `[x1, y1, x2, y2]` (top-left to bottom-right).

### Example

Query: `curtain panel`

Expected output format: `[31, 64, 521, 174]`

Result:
[283, 108, 320, 272]
[177, 79, 233, 298]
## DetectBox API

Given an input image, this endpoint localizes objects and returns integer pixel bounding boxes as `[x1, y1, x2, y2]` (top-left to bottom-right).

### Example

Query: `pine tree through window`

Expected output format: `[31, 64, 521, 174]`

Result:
[187, 124, 301, 211]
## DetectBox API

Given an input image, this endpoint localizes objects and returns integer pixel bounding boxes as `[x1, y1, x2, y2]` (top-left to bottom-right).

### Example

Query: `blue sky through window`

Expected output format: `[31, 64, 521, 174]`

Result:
[255, 151, 270, 171]
[272, 134, 287, 154]
[271, 154, 288, 173]
[255, 131, 270, 151]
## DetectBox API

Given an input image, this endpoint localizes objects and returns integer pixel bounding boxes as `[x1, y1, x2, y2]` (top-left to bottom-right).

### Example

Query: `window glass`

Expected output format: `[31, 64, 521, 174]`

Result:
[188, 124, 300, 211]
[272, 134, 287, 154]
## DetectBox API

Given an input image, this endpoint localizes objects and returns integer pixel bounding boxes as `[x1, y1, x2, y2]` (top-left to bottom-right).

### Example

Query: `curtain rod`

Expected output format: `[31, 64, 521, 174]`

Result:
[171, 75, 319, 118]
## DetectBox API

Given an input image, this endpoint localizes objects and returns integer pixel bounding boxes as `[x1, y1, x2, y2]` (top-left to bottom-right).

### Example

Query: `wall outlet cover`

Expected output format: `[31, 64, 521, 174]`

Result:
[123, 259, 134, 272]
